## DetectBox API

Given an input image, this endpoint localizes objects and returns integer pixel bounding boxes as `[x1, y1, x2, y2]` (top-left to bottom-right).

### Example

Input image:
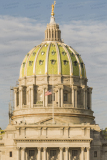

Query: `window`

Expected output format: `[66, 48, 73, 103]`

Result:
[9, 151, 12, 157]
[33, 52, 36, 56]
[39, 60, 44, 65]
[50, 59, 56, 65]
[23, 62, 26, 68]
[72, 150, 78, 156]
[63, 60, 68, 65]
[51, 50, 55, 55]
[50, 150, 56, 158]
[29, 150, 35, 157]
[41, 51, 45, 55]
[62, 51, 66, 56]
[27, 53, 29, 57]
[94, 151, 97, 157]
[74, 61, 77, 66]
[29, 61, 33, 66]
[64, 93, 67, 101]
[81, 62, 83, 68]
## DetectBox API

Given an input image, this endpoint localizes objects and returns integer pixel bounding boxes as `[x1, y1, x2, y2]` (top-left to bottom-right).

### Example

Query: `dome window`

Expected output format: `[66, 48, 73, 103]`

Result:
[23, 62, 26, 68]
[41, 51, 45, 55]
[27, 53, 29, 57]
[63, 60, 68, 65]
[39, 60, 44, 65]
[29, 61, 33, 66]
[62, 51, 66, 56]
[50, 59, 56, 65]
[33, 52, 36, 56]
[71, 52, 74, 56]
[76, 54, 79, 57]
[81, 62, 84, 68]
[52, 44, 55, 47]
[51, 50, 55, 55]
[74, 61, 77, 66]
[45, 44, 47, 47]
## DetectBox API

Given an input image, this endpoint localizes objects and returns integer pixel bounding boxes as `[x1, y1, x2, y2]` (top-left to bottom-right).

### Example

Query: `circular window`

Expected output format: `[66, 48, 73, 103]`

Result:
[62, 51, 66, 56]
[63, 60, 68, 65]
[50, 59, 56, 65]
[51, 50, 55, 55]
[41, 51, 45, 55]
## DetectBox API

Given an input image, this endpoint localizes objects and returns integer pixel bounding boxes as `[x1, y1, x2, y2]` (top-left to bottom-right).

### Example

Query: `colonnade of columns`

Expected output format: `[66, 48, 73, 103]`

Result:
[16, 147, 90, 160]
[14, 85, 92, 110]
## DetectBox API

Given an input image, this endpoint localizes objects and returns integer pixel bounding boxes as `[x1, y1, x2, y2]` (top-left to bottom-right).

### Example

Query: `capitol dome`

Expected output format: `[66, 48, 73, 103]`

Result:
[20, 17, 86, 79]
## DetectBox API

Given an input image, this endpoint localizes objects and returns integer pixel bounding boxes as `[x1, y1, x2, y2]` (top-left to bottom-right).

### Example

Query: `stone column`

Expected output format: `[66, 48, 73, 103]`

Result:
[37, 147, 41, 160]
[72, 86, 75, 107]
[89, 88, 92, 110]
[61, 87, 63, 107]
[58, 88, 61, 107]
[22, 147, 25, 160]
[19, 86, 23, 109]
[29, 85, 34, 108]
[81, 147, 84, 160]
[65, 147, 69, 160]
[45, 87, 48, 107]
[74, 88, 77, 108]
[43, 147, 47, 160]
[16, 147, 20, 160]
[60, 147, 63, 160]
[83, 87, 86, 109]
[43, 87, 45, 107]
[14, 88, 17, 110]
[85, 88, 87, 109]
[87, 147, 90, 160]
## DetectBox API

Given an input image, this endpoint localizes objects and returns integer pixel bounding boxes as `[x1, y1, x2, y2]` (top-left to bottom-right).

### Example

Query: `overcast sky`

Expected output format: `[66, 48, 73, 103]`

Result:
[0, 0, 107, 129]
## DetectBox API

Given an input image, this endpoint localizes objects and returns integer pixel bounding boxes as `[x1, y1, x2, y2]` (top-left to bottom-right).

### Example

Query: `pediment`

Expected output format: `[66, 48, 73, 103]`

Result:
[35, 117, 68, 125]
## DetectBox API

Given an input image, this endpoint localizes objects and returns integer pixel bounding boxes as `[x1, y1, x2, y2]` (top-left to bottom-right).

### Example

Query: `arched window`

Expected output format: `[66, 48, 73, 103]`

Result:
[64, 93, 67, 101]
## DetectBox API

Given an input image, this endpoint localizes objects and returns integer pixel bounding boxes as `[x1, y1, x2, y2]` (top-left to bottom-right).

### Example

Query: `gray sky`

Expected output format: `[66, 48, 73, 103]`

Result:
[0, 0, 107, 129]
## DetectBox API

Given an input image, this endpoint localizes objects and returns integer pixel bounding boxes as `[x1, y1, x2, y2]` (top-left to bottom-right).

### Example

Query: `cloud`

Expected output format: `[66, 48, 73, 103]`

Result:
[0, 15, 107, 129]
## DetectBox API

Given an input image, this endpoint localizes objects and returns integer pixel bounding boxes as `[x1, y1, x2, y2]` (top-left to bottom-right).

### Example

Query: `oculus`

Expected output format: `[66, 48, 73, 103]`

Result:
[41, 51, 45, 55]
[62, 51, 66, 56]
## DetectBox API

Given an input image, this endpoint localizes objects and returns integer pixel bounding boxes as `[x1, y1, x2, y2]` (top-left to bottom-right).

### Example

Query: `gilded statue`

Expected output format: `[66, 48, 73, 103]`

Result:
[51, 1, 56, 16]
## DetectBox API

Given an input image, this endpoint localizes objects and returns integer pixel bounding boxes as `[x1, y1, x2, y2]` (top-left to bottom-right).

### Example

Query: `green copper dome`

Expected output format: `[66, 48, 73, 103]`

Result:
[20, 41, 86, 78]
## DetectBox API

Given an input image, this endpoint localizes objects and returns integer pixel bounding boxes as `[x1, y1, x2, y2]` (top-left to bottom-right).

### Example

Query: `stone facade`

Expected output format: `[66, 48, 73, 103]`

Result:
[0, 6, 107, 160]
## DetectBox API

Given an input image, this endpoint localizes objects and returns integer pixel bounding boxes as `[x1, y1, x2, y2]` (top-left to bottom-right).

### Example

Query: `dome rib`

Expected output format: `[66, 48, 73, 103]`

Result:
[55, 42, 61, 75]
[24, 47, 36, 77]
[33, 43, 45, 75]
[45, 42, 51, 74]
[68, 46, 82, 77]
[61, 44, 73, 76]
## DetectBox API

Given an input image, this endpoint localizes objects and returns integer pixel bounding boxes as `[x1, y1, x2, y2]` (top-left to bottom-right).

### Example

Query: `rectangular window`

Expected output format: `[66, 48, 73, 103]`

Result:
[72, 150, 78, 156]
[64, 93, 67, 101]
[94, 151, 97, 157]
[9, 151, 12, 157]
[50, 150, 56, 158]
[29, 150, 35, 157]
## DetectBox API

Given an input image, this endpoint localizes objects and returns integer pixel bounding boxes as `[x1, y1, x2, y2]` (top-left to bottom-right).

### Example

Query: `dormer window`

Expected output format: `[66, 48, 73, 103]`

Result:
[39, 60, 44, 65]
[76, 54, 79, 57]
[51, 50, 55, 55]
[33, 52, 36, 56]
[41, 51, 45, 55]
[81, 62, 84, 68]
[23, 62, 26, 68]
[63, 60, 68, 65]
[71, 52, 74, 56]
[50, 59, 56, 65]
[29, 61, 33, 66]
[74, 61, 77, 66]
[62, 51, 66, 56]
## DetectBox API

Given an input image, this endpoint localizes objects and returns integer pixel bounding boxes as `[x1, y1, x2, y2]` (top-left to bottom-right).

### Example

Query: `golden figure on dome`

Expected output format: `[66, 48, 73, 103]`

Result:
[51, 1, 56, 16]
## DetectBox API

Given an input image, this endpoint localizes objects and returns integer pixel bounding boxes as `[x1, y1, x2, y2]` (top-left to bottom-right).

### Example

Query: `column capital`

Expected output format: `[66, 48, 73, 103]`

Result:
[16, 147, 20, 150]
[65, 147, 69, 151]
[37, 147, 41, 151]
[72, 85, 78, 90]
[59, 147, 63, 151]
[87, 147, 90, 151]
[21, 147, 26, 150]
[43, 147, 47, 151]
[81, 147, 85, 151]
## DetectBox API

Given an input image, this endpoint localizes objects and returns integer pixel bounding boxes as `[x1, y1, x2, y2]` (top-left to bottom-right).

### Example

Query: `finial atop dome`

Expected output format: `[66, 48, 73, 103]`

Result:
[51, 1, 56, 16]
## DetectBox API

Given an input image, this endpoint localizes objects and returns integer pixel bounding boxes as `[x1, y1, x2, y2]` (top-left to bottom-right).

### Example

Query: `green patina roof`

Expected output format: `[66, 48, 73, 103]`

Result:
[20, 42, 86, 78]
